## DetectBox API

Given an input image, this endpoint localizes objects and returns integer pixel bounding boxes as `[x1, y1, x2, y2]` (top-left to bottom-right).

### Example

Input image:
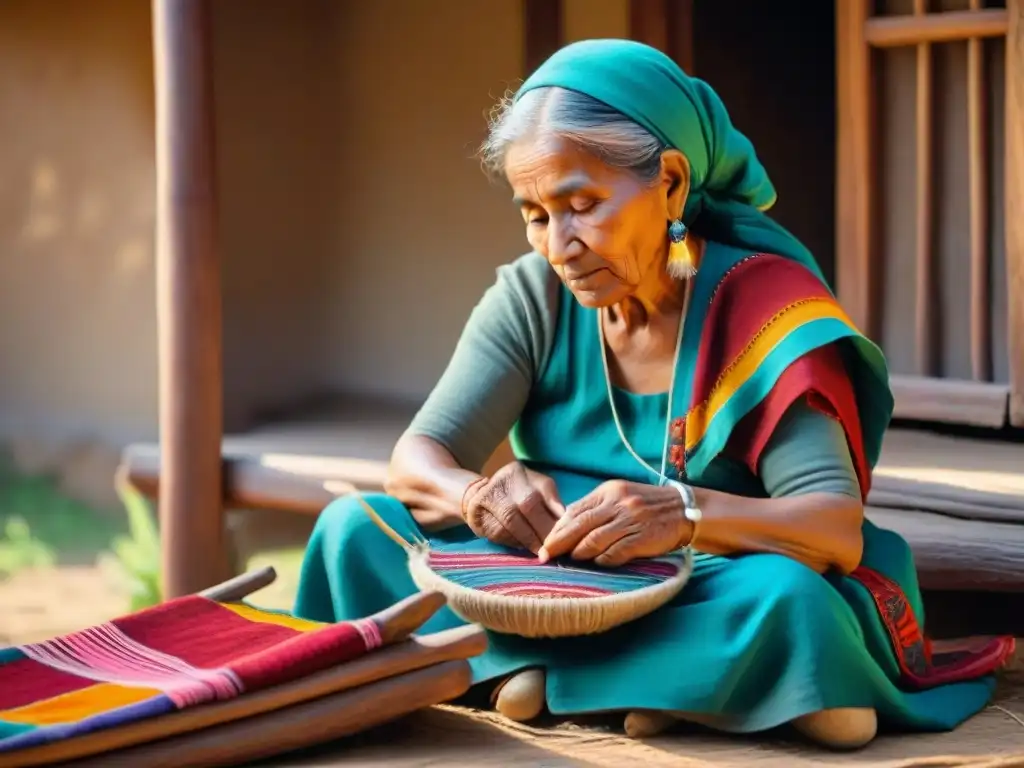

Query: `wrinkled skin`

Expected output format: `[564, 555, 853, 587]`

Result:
[462, 461, 565, 553]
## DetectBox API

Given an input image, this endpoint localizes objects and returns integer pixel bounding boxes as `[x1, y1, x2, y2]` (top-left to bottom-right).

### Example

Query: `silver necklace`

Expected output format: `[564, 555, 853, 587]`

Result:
[598, 279, 694, 485]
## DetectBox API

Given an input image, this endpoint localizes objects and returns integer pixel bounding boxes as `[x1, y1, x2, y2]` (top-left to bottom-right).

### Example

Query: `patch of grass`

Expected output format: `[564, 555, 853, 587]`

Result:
[102, 479, 162, 611]
[0, 456, 127, 569]
[0, 517, 56, 577]
[0, 452, 309, 614]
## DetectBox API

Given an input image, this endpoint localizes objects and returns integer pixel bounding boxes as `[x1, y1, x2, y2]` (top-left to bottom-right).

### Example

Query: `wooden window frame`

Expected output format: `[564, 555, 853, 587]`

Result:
[836, 1, 1024, 428]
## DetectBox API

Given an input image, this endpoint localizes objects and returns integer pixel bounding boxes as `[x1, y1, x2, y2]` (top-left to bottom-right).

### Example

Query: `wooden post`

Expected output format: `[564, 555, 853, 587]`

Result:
[1008, 0, 1024, 425]
[629, 0, 695, 73]
[967, 0, 992, 383]
[913, 0, 936, 377]
[152, 0, 228, 598]
[836, 0, 878, 339]
[523, 0, 562, 76]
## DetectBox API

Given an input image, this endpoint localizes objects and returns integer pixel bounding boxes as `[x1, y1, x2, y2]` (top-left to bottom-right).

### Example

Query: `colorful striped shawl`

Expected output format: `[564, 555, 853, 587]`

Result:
[0, 597, 381, 754]
[668, 247, 893, 496]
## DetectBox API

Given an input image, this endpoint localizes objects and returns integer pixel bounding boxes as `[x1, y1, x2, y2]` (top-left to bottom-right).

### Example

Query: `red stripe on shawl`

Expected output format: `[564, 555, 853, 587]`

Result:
[228, 620, 370, 691]
[692, 254, 871, 497]
[114, 597, 302, 669]
[728, 346, 872, 498]
[0, 658, 94, 711]
[115, 597, 371, 690]
[0, 598, 373, 711]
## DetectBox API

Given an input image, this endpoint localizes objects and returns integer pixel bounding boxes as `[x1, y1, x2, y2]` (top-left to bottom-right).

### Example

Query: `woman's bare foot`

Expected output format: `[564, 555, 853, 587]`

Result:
[793, 707, 877, 750]
[492, 669, 546, 722]
[624, 710, 678, 738]
[626, 706, 878, 750]
[624, 710, 725, 738]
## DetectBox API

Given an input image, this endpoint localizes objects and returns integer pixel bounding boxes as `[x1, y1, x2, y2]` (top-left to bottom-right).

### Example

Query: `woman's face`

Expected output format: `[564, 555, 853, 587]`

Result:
[504, 134, 683, 308]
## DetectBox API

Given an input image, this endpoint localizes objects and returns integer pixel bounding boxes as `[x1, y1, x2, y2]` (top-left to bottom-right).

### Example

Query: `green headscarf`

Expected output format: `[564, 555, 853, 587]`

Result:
[517, 39, 827, 286]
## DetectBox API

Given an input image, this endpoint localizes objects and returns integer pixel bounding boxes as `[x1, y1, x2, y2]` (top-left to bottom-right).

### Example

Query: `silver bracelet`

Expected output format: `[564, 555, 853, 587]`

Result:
[666, 479, 702, 549]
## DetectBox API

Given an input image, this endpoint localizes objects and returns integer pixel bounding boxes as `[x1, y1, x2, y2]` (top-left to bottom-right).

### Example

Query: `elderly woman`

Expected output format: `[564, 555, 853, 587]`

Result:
[295, 41, 1012, 749]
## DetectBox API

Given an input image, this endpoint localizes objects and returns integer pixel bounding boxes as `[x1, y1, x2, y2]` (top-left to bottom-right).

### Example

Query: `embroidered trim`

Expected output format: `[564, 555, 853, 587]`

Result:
[850, 566, 1015, 689]
[705, 253, 764, 308]
[669, 417, 686, 477]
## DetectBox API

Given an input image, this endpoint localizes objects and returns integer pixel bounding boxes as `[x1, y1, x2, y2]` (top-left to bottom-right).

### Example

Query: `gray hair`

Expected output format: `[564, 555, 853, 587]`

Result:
[479, 86, 666, 183]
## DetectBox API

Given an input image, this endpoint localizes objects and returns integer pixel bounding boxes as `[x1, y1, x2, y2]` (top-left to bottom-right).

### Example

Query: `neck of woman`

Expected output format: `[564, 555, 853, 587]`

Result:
[606, 234, 704, 332]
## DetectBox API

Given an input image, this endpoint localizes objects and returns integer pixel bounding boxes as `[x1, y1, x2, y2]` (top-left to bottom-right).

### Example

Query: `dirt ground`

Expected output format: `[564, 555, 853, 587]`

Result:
[0, 563, 130, 645]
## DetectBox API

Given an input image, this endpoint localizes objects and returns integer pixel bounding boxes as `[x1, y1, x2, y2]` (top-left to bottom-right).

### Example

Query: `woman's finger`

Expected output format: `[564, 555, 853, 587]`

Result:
[473, 465, 544, 552]
[477, 516, 520, 549]
[548, 490, 601, 537]
[539, 502, 617, 562]
[521, 493, 559, 545]
[493, 501, 545, 552]
[529, 471, 566, 518]
[571, 518, 633, 561]
[593, 534, 641, 567]
[506, 466, 559, 547]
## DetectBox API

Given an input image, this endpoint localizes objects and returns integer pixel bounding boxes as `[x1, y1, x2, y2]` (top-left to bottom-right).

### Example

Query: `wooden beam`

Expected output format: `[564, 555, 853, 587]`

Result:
[523, 0, 562, 76]
[967, 0, 992, 382]
[152, 0, 228, 598]
[889, 375, 1009, 428]
[865, 9, 1008, 48]
[913, 0, 937, 376]
[836, 0, 878, 338]
[629, 0, 694, 73]
[1008, 0, 1024, 426]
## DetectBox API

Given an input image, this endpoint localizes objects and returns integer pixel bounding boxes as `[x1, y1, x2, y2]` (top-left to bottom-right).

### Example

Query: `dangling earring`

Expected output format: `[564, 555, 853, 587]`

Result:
[666, 218, 696, 279]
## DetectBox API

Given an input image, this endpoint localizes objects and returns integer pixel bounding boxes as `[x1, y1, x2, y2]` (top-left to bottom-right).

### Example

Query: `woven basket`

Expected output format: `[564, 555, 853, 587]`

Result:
[356, 496, 693, 638]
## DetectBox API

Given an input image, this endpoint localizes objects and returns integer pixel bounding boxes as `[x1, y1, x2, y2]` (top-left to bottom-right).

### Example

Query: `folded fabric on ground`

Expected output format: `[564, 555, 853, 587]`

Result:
[0, 597, 382, 753]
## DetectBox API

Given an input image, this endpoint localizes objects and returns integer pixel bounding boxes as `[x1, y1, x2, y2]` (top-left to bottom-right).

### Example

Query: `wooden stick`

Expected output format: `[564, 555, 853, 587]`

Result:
[1007, 0, 1024, 426]
[836, 0, 878, 339]
[865, 9, 1008, 48]
[629, 0, 695, 74]
[523, 0, 561, 76]
[152, 0, 228, 598]
[198, 566, 277, 603]
[968, 0, 992, 382]
[368, 591, 448, 646]
[914, 0, 936, 377]
[59, 661, 474, 768]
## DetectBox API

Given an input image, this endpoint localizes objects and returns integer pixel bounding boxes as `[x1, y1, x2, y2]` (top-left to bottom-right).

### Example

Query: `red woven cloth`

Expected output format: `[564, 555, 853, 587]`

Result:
[0, 596, 382, 753]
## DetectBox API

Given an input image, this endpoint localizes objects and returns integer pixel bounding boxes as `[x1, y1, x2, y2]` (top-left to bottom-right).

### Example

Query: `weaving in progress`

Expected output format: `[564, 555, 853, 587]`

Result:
[356, 496, 693, 638]
[0, 596, 381, 755]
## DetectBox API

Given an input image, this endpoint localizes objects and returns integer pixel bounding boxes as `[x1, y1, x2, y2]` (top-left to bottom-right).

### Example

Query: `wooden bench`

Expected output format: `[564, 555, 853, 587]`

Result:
[121, 396, 1024, 593]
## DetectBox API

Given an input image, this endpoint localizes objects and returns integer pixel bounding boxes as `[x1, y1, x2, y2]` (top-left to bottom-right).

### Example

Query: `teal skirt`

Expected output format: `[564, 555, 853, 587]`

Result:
[293, 493, 1009, 733]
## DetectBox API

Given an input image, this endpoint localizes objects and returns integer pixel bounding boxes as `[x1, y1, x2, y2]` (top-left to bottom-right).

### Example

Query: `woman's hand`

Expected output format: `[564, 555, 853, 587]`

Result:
[462, 462, 565, 553]
[539, 480, 692, 566]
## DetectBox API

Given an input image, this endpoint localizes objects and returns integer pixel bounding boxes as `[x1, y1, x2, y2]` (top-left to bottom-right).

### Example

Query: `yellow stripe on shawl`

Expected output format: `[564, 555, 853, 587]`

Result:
[222, 602, 325, 633]
[0, 683, 161, 726]
[685, 297, 853, 450]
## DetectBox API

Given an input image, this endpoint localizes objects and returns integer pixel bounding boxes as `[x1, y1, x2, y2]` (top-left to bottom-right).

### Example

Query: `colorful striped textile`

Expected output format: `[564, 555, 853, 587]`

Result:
[0, 596, 381, 754]
[427, 549, 686, 599]
[666, 250, 892, 497]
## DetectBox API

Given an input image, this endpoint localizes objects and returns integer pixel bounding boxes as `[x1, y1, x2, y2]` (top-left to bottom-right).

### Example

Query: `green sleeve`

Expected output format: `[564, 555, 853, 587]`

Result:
[406, 253, 559, 472]
[757, 400, 862, 499]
